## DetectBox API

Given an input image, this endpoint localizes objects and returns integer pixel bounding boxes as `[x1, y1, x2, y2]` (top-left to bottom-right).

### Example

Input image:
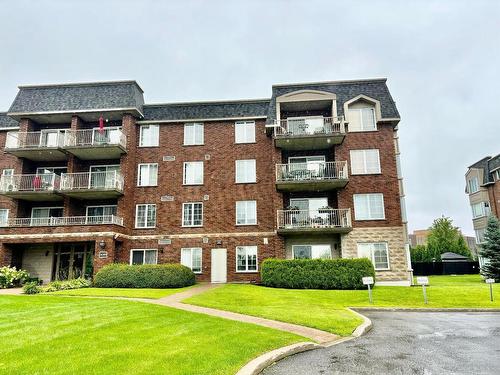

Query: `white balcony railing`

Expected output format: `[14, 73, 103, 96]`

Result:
[64, 128, 126, 148]
[59, 171, 124, 192]
[3, 215, 124, 227]
[0, 173, 60, 193]
[273, 116, 345, 138]
[5, 131, 65, 149]
[276, 161, 348, 182]
[277, 208, 351, 230]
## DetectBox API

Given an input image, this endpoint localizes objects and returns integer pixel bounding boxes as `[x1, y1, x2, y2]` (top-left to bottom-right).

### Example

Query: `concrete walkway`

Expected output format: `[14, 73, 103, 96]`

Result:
[147, 283, 340, 345]
[0, 287, 23, 295]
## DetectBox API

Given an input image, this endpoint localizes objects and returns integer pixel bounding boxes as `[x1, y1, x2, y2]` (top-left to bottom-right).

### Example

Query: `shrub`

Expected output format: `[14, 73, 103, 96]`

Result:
[261, 258, 375, 290]
[22, 281, 42, 295]
[0, 266, 30, 289]
[23, 278, 91, 294]
[93, 263, 196, 288]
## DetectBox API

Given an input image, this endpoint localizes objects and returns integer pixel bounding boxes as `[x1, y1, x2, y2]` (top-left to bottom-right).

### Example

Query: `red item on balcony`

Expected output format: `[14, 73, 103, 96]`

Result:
[99, 115, 104, 134]
[33, 175, 42, 190]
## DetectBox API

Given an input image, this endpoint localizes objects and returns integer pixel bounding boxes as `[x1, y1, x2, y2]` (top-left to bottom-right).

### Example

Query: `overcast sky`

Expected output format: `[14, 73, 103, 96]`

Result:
[1, 0, 499, 235]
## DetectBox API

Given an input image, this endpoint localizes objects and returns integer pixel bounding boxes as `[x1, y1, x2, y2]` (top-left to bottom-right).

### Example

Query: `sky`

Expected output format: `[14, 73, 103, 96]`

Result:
[0, 0, 499, 236]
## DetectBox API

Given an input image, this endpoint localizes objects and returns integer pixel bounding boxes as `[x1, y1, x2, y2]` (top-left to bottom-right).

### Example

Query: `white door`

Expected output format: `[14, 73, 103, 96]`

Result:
[211, 248, 227, 283]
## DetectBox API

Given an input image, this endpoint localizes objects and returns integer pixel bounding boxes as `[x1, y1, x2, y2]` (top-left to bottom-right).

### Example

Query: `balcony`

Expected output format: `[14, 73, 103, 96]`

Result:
[59, 171, 124, 199]
[273, 117, 345, 150]
[0, 174, 62, 201]
[4, 131, 66, 161]
[1, 215, 124, 227]
[275, 161, 349, 192]
[64, 128, 127, 160]
[277, 208, 352, 234]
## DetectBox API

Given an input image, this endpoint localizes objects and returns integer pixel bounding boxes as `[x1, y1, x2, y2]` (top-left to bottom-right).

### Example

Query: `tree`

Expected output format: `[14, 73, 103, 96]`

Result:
[427, 216, 472, 260]
[480, 216, 500, 281]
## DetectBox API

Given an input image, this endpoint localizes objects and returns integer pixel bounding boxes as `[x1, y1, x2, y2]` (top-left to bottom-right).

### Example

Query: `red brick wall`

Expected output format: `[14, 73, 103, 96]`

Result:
[488, 180, 500, 218]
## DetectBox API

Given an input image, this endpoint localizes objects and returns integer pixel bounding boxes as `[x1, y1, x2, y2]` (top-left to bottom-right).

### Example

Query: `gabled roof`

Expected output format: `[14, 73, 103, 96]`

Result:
[7, 80, 144, 122]
[0, 112, 18, 129]
[142, 99, 270, 122]
[266, 78, 400, 123]
[468, 154, 500, 184]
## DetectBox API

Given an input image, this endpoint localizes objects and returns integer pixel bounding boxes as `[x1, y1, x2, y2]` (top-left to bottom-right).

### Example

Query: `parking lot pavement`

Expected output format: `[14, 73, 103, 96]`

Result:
[262, 311, 500, 375]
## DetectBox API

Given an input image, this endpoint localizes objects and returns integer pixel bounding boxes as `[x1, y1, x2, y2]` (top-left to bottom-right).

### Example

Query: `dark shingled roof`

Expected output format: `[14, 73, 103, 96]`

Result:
[267, 78, 400, 123]
[0, 112, 18, 128]
[8, 80, 144, 116]
[469, 154, 500, 184]
[143, 99, 270, 121]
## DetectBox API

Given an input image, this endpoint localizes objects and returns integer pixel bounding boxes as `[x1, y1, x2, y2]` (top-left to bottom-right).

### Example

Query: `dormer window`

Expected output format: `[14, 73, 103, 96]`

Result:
[467, 176, 479, 193]
[348, 107, 376, 132]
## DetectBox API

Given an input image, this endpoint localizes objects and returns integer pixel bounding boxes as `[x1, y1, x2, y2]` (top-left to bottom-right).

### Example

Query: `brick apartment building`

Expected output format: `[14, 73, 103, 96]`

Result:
[465, 155, 500, 247]
[0, 78, 412, 285]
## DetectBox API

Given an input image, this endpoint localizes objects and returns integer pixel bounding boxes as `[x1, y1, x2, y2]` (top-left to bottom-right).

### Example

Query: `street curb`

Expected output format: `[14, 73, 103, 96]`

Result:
[347, 308, 373, 337]
[352, 307, 500, 313]
[235, 342, 321, 375]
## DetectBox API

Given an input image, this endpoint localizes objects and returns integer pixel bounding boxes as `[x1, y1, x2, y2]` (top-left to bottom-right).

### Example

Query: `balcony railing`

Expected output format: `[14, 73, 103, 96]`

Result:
[2, 215, 124, 227]
[277, 208, 351, 230]
[273, 116, 345, 138]
[0, 173, 60, 193]
[60, 171, 124, 191]
[5, 131, 65, 149]
[276, 161, 348, 182]
[64, 128, 126, 148]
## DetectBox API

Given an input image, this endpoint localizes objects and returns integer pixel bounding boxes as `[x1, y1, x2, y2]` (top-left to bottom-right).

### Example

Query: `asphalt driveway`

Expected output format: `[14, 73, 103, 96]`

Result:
[262, 311, 500, 375]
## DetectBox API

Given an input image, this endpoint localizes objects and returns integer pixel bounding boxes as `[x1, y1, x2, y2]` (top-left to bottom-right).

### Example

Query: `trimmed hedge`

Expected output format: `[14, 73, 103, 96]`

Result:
[93, 263, 196, 288]
[261, 258, 375, 290]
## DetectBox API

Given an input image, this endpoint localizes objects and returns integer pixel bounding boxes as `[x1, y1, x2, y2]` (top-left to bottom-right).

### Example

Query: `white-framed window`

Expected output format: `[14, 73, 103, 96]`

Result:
[139, 124, 159, 147]
[30, 207, 64, 226]
[467, 177, 479, 194]
[350, 150, 381, 175]
[86, 205, 117, 222]
[292, 244, 332, 259]
[137, 163, 158, 186]
[0, 209, 9, 226]
[183, 161, 204, 185]
[182, 202, 203, 227]
[472, 202, 490, 218]
[357, 242, 390, 270]
[494, 170, 500, 181]
[236, 246, 258, 272]
[135, 204, 157, 228]
[235, 121, 255, 143]
[36, 167, 68, 175]
[236, 200, 257, 225]
[353, 193, 385, 220]
[130, 249, 158, 265]
[2, 169, 14, 176]
[184, 123, 204, 145]
[235, 159, 256, 183]
[181, 248, 202, 273]
[475, 228, 486, 244]
[348, 107, 376, 132]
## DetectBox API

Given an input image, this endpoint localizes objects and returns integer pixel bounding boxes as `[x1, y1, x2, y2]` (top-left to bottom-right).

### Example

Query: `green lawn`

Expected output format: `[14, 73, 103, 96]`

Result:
[49, 286, 192, 299]
[0, 295, 302, 375]
[185, 275, 500, 336]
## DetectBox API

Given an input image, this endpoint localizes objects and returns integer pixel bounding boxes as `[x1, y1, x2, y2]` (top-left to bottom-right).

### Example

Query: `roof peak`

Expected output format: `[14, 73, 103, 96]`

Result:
[18, 80, 144, 93]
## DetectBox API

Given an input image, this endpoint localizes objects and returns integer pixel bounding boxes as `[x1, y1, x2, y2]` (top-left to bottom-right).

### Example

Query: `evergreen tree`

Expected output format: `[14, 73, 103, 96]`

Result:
[480, 216, 500, 281]
[427, 216, 472, 259]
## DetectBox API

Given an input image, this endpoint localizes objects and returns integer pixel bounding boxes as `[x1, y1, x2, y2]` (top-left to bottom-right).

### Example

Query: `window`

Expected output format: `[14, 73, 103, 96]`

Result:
[89, 165, 120, 188]
[184, 123, 204, 145]
[183, 161, 204, 185]
[350, 150, 381, 174]
[0, 209, 9, 226]
[467, 177, 479, 193]
[472, 202, 490, 218]
[357, 242, 390, 270]
[475, 229, 486, 244]
[235, 159, 256, 183]
[135, 204, 156, 228]
[86, 205, 117, 224]
[494, 170, 500, 181]
[236, 200, 257, 225]
[30, 207, 63, 226]
[182, 202, 203, 227]
[235, 121, 255, 143]
[137, 163, 158, 186]
[139, 124, 159, 147]
[2, 169, 13, 176]
[36, 167, 67, 176]
[353, 194, 385, 220]
[130, 249, 157, 265]
[348, 107, 376, 131]
[181, 248, 202, 273]
[236, 246, 258, 272]
[292, 245, 332, 259]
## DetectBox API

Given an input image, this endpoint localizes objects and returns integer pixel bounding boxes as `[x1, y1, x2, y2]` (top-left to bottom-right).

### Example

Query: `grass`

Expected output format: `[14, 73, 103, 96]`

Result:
[185, 275, 500, 336]
[0, 295, 302, 375]
[49, 286, 192, 299]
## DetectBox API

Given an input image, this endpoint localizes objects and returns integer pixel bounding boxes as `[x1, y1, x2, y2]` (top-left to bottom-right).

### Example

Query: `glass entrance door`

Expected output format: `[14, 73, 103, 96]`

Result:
[53, 243, 93, 281]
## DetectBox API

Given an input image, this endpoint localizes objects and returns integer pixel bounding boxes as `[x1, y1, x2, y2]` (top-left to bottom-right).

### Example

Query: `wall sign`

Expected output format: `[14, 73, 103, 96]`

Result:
[163, 156, 175, 161]
[161, 195, 175, 202]
[158, 239, 172, 245]
[98, 251, 108, 259]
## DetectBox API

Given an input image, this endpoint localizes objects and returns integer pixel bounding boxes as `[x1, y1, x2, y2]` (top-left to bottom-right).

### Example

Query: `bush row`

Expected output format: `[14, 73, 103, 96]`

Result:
[261, 258, 375, 290]
[0, 266, 30, 289]
[23, 277, 91, 294]
[93, 263, 196, 288]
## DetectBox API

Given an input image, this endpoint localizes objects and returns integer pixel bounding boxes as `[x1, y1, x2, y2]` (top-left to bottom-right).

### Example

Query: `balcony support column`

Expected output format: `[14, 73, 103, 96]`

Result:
[117, 114, 136, 228]
[0, 243, 12, 267]
[64, 116, 84, 217]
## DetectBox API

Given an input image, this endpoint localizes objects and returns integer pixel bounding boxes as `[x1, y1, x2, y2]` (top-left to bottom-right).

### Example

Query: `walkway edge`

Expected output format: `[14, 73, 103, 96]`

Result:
[348, 308, 373, 337]
[235, 342, 320, 375]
